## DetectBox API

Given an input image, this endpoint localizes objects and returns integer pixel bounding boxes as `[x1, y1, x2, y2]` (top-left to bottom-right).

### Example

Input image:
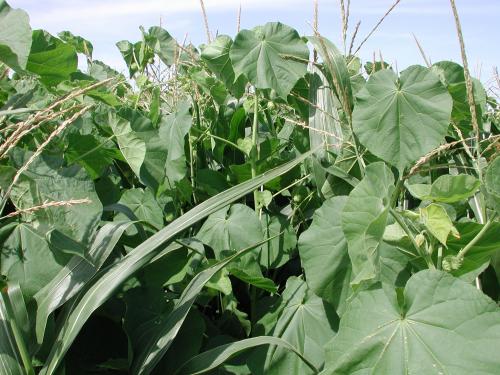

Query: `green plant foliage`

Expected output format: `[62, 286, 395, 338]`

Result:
[321, 270, 500, 374]
[230, 22, 309, 98]
[249, 277, 337, 375]
[341, 162, 394, 286]
[26, 30, 78, 86]
[0, 0, 32, 71]
[57, 31, 93, 59]
[298, 196, 351, 312]
[352, 66, 453, 173]
[407, 173, 481, 203]
[0, 2, 499, 373]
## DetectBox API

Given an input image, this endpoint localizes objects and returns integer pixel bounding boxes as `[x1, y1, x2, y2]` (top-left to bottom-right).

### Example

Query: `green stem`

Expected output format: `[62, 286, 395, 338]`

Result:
[251, 91, 260, 210]
[191, 127, 244, 153]
[457, 213, 497, 259]
[390, 208, 435, 269]
[437, 246, 443, 270]
[390, 179, 404, 208]
[188, 133, 197, 204]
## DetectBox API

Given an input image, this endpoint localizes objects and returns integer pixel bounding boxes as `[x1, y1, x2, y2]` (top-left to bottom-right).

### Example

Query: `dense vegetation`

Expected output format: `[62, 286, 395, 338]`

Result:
[0, 0, 499, 374]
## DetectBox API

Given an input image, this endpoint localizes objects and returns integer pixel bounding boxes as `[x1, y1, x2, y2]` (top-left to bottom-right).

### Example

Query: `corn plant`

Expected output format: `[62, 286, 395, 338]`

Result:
[0, 0, 499, 374]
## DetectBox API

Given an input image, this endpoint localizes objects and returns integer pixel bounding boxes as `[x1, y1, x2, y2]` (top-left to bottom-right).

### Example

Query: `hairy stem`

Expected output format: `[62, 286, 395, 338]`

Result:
[390, 208, 435, 269]
[457, 213, 497, 259]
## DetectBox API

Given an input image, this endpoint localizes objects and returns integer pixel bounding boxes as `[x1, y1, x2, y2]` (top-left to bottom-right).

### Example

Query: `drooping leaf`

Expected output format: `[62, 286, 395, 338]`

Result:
[230, 22, 309, 98]
[26, 30, 78, 86]
[114, 188, 163, 231]
[419, 203, 459, 246]
[307, 36, 353, 113]
[341, 162, 394, 286]
[144, 26, 176, 66]
[0, 286, 27, 375]
[352, 66, 452, 173]
[298, 196, 351, 313]
[159, 101, 193, 186]
[407, 174, 481, 203]
[176, 336, 319, 375]
[154, 310, 205, 374]
[108, 111, 146, 177]
[124, 286, 174, 364]
[57, 30, 93, 58]
[0, 0, 32, 71]
[33, 221, 137, 344]
[130, 232, 280, 374]
[196, 203, 264, 269]
[201, 35, 245, 98]
[432, 61, 487, 125]
[249, 277, 337, 375]
[40, 150, 313, 375]
[321, 270, 500, 374]
[259, 213, 296, 269]
[307, 67, 343, 156]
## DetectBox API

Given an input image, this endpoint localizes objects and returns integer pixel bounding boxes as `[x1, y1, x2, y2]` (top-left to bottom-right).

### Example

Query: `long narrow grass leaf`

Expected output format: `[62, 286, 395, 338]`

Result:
[132, 234, 281, 373]
[33, 221, 137, 345]
[40, 150, 312, 375]
[174, 336, 319, 375]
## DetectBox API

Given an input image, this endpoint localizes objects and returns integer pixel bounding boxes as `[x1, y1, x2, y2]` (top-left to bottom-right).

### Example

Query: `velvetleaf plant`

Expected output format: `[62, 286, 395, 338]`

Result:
[0, 0, 499, 374]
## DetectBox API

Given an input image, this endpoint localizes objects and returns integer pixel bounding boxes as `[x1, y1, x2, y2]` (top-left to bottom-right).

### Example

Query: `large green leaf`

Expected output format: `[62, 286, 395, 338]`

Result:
[352, 66, 452, 173]
[176, 336, 319, 375]
[0, 0, 32, 71]
[144, 26, 176, 66]
[259, 213, 296, 269]
[114, 188, 163, 231]
[65, 133, 116, 179]
[201, 35, 246, 99]
[108, 112, 146, 177]
[341, 162, 394, 286]
[298, 196, 351, 314]
[407, 174, 481, 203]
[0, 222, 70, 299]
[230, 22, 309, 98]
[249, 277, 337, 375]
[33, 221, 136, 344]
[3, 150, 102, 245]
[40, 150, 313, 375]
[432, 61, 487, 125]
[159, 101, 193, 186]
[321, 270, 500, 374]
[419, 203, 458, 246]
[197, 203, 264, 262]
[26, 30, 78, 86]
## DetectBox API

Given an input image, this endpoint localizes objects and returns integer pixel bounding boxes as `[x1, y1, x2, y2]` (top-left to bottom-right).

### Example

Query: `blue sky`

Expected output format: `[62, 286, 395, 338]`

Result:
[9, 0, 500, 81]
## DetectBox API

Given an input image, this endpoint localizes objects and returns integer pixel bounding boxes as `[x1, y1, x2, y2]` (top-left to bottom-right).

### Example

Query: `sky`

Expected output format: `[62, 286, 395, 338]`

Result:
[8, 0, 500, 82]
